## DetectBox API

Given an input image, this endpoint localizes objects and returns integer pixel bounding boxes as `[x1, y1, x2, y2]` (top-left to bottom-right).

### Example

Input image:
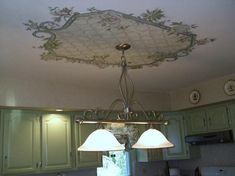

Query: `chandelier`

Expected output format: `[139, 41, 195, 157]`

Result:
[77, 44, 174, 151]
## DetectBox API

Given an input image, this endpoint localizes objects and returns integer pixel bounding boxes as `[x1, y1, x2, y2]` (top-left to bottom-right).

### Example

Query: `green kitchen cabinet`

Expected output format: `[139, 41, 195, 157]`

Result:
[185, 109, 207, 135]
[186, 105, 230, 135]
[227, 103, 235, 138]
[206, 105, 230, 131]
[2, 110, 41, 175]
[2, 110, 73, 175]
[161, 113, 200, 160]
[75, 123, 102, 168]
[136, 124, 163, 162]
[41, 113, 72, 171]
[0, 111, 3, 175]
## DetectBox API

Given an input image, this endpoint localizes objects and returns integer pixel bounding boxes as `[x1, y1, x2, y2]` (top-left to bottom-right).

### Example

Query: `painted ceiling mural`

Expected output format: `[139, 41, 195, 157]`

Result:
[24, 7, 215, 69]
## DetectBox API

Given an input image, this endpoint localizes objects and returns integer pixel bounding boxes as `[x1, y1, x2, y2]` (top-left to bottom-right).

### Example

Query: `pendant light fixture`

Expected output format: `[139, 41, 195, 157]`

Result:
[77, 129, 125, 151]
[132, 128, 174, 149]
[77, 43, 173, 151]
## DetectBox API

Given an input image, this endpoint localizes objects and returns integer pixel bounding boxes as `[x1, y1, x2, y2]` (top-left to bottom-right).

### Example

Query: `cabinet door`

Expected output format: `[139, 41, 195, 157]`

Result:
[0, 111, 3, 175]
[2, 110, 40, 174]
[206, 105, 230, 131]
[42, 113, 72, 171]
[162, 113, 189, 160]
[75, 123, 102, 168]
[186, 110, 207, 134]
[228, 103, 235, 138]
[136, 125, 162, 162]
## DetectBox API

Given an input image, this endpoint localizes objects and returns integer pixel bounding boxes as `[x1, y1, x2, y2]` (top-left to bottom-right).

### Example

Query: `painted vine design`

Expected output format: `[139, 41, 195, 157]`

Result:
[24, 7, 215, 67]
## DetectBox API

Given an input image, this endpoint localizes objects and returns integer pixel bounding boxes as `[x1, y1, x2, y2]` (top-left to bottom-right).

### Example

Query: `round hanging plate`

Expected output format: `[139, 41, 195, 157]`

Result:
[224, 80, 235, 96]
[189, 90, 201, 104]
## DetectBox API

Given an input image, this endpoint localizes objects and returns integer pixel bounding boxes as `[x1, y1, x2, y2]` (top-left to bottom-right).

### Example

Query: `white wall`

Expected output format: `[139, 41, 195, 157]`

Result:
[170, 73, 235, 110]
[0, 78, 171, 111]
[1, 73, 235, 111]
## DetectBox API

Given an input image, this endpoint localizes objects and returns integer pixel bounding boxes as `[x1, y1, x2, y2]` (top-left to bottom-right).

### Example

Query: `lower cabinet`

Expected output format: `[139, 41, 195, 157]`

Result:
[2, 110, 72, 175]
[75, 123, 102, 168]
[161, 113, 200, 160]
[136, 124, 163, 162]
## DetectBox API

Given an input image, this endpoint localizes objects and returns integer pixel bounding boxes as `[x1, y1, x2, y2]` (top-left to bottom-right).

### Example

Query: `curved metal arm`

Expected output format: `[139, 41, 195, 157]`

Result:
[105, 98, 125, 119]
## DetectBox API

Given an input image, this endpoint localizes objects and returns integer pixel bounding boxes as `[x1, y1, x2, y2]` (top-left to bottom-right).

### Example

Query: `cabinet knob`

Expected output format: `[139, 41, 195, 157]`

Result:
[4, 156, 7, 160]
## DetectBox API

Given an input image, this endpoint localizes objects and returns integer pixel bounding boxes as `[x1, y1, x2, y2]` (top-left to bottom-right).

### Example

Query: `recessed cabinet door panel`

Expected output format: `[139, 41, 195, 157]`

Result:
[42, 114, 72, 171]
[3, 110, 40, 174]
[76, 124, 102, 168]
[228, 104, 235, 137]
[0, 111, 3, 174]
[206, 106, 230, 131]
[162, 114, 189, 160]
[186, 110, 207, 134]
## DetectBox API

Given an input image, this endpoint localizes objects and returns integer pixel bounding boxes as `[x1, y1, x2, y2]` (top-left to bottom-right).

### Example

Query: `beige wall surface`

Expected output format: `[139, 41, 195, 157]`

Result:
[170, 73, 235, 110]
[0, 78, 171, 111]
[1, 73, 235, 111]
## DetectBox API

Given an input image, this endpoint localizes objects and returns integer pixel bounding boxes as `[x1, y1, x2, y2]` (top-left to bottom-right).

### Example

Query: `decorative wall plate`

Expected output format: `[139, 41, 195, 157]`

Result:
[224, 80, 235, 96]
[189, 90, 201, 104]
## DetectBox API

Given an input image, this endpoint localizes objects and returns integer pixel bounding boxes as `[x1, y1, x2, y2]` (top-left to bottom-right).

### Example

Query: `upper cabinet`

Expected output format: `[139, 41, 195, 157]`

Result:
[185, 110, 207, 134]
[161, 113, 196, 160]
[0, 111, 3, 175]
[2, 110, 73, 175]
[227, 103, 235, 138]
[75, 123, 102, 168]
[41, 113, 72, 171]
[206, 105, 230, 131]
[185, 105, 231, 135]
[2, 110, 41, 175]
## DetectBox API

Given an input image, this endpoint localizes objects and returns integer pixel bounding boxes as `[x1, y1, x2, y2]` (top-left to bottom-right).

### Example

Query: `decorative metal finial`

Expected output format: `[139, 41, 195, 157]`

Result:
[115, 43, 131, 51]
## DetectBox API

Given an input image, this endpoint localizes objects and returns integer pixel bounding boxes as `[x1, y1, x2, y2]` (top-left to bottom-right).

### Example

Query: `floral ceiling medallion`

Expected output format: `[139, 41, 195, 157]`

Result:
[25, 7, 215, 69]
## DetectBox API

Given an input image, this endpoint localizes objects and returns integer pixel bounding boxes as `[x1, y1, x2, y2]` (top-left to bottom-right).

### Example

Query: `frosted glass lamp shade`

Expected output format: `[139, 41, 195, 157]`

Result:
[132, 129, 174, 149]
[77, 129, 125, 151]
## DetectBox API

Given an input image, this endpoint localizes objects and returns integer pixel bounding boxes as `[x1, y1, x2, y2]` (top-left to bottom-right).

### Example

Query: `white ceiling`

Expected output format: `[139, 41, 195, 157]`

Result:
[0, 0, 235, 93]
